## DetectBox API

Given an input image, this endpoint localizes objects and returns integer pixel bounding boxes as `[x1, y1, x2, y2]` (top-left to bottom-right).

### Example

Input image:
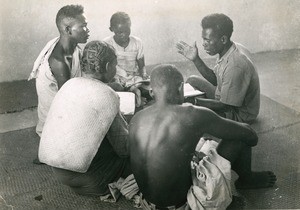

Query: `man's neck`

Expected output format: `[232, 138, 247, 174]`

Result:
[82, 73, 103, 82]
[113, 36, 129, 48]
[219, 41, 233, 58]
[58, 36, 78, 55]
[154, 97, 182, 107]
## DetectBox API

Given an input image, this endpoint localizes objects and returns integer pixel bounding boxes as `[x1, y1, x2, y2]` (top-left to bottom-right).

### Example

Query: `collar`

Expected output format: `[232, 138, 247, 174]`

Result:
[216, 42, 236, 64]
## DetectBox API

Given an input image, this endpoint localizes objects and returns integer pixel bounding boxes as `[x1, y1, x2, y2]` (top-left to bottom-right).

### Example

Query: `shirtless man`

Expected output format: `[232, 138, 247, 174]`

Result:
[129, 64, 276, 209]
[29, 4, 90, 137]
[28, 5, 89, 164]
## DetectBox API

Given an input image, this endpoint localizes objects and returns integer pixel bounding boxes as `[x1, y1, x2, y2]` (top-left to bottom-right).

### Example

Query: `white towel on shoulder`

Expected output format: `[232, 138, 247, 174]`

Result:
[28, 37, 60, 80]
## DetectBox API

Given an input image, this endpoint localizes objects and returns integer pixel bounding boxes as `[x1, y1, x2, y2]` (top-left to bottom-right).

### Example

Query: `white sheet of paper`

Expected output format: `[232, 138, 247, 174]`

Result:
[184, 83, 205, 97]
[116, 92, 136, 115]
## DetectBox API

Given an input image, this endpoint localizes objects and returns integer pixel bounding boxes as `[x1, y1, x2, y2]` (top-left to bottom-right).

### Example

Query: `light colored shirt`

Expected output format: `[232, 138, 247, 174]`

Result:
[104, 35, 144, 75]
[213, 42, 260, 123]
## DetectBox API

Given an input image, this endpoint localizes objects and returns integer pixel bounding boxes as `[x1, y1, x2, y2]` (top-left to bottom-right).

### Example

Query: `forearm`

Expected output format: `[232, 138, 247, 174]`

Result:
[138, 67, 147, 77]
[205, 110, 258, 147]
[193, 56, 217, 86]
[195, 98, 229, 112]
[137, 57, 146, 76]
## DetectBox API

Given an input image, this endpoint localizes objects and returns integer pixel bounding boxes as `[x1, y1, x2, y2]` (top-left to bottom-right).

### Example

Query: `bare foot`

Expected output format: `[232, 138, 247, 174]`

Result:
[235, 171, 276, 189]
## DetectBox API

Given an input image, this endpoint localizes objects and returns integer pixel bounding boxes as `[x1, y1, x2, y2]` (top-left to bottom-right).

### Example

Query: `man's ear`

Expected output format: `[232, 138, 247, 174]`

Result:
[178, 82, 184, 93]
[221, 35, 228, 44]
[65, 25, 72, 35]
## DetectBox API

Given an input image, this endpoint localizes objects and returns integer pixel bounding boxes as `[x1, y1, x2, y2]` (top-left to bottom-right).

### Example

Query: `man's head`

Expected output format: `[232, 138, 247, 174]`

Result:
[56, 5, 89, 43]
[150, 64, 184, 104]
[109, 12, 131, 44]
[81, 40, 117, 82]
[201, 13, 233, 56]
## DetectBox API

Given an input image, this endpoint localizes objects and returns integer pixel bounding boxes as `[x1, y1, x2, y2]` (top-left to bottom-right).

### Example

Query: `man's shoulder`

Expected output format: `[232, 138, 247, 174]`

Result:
[103, 35, 114, 43]
[64, 78, 118, 97]
[228, 50, 255, 72]
[130, 36, 143, 44]
[48, 54, 68, 71]
[48, 50, 71, 74]
[130, 35, 142, 41]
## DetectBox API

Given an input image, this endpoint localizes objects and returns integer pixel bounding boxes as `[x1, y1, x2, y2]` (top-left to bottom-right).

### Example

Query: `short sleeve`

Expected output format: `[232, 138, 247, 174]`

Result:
[220, 66, 251, 107]
[103, 36, 114, 47]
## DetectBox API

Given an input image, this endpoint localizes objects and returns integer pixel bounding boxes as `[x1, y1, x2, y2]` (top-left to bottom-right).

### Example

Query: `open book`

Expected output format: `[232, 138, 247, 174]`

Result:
[184, 83, 205, 98]
[116, 83, 205, 115]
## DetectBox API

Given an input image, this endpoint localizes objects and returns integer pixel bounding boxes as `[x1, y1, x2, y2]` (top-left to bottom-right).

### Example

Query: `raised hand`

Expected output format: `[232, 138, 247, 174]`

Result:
[176, 41, 198, 61]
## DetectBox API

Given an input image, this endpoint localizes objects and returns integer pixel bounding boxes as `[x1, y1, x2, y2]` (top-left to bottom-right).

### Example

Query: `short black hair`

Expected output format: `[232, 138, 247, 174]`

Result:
[201, 13, 233, 39]
[81, 40, 116, 74]
[151, 64, 183, 103]
[110, 11, 131, 28]
[56, 5, 84, 29]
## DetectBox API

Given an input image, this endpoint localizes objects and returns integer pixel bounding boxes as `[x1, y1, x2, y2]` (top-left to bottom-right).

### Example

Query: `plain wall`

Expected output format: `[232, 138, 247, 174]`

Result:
[0, 0, 299, 82]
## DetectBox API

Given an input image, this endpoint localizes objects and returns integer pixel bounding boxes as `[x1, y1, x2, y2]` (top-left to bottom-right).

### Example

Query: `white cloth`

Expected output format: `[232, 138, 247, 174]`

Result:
[187, 139, 232, 210]
[39, 77, 119, 173]
[29, 37, 82, 136]
[99, 174, 139, 203]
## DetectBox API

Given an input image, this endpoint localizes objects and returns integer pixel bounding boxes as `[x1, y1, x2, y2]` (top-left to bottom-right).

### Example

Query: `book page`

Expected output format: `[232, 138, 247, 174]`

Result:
[183, 83, 205, 97]
[116, 92, 136, 115]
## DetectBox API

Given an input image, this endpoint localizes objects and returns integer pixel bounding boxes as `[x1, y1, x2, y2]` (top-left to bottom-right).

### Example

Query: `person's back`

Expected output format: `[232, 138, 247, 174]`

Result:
[130, 64, 276, 209]
[39, 40, 132, 197]
[218, 43, 260, 122]
[130, 104, 204, 206]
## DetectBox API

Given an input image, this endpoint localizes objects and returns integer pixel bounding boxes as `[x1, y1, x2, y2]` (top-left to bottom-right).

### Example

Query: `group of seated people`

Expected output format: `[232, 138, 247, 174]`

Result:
[28, 4, 276, 210]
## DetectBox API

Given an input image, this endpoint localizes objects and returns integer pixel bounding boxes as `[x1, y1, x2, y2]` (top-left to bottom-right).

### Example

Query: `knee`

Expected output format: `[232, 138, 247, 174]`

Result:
[186, 75, 204, 87]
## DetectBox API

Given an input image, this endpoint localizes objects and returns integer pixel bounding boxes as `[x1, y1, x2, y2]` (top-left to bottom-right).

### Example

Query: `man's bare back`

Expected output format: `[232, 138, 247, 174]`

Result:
[130, 104, 206, 206]
[129, 64, 276, 209]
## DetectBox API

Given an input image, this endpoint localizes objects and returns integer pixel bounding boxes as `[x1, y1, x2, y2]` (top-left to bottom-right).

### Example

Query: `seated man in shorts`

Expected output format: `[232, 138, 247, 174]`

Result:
[129, 64, 276, 209]
[38, 41, 131, 196]
[177, 13, 259, 123]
